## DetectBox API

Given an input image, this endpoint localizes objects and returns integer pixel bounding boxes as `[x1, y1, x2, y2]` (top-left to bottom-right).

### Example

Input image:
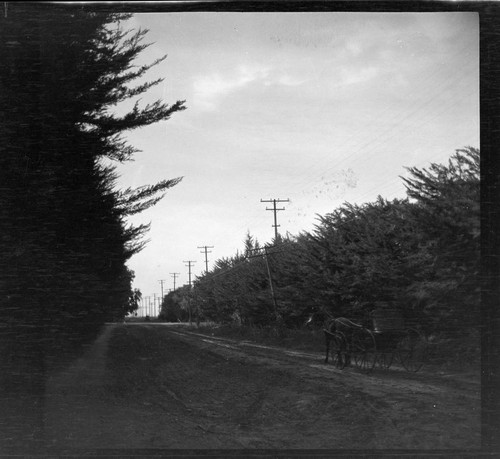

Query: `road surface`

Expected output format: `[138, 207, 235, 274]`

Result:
[41, 323, 480, 450]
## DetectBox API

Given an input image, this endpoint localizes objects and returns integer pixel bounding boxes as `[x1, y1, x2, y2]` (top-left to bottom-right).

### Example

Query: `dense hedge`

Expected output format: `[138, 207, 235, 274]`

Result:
[163, 148, 479, 339]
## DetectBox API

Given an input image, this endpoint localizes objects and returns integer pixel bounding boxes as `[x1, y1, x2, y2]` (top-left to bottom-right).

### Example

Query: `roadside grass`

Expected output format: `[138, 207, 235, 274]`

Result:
[424, 329, 480, 370]
[181, 322, 480, 373]
[192, 322, 325, 353]
[104, 325, 168, 396]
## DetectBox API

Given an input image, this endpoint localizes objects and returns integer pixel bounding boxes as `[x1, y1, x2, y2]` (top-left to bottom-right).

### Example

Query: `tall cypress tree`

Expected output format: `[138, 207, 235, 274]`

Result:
[401, 147, 480, 332]
[0, 5, 185, 449]
[1, 5, 185, 332]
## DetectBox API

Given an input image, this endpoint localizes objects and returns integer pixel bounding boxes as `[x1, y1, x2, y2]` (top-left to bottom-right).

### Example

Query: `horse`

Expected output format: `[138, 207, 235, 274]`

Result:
[323, 317, 365, 367]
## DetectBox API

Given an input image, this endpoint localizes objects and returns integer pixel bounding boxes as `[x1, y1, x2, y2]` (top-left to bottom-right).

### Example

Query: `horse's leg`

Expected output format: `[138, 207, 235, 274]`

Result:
[339, 337, 346, 368]
[344, 338, 350, 367]
[324, 331, 330, 363]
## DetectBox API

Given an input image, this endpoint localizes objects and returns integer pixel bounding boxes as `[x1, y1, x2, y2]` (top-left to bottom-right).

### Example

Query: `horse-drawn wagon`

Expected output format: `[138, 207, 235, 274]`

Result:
[323, 309, 428, 373]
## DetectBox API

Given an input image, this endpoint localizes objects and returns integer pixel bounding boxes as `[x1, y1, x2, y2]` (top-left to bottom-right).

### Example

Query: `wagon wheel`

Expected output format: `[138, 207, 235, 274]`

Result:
[376, 351, 394, 369]
[327, 331, 347, 369]
[374, 332, 399, 370]
[352, 329, 377, 372]
[397, 328, 428, 372]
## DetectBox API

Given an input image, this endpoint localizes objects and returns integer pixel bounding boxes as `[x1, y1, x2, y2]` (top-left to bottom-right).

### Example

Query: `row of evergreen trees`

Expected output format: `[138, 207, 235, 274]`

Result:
[161, 147, 479, 338]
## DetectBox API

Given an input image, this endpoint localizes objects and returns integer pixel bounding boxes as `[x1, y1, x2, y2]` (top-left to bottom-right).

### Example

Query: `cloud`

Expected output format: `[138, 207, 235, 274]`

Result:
[339, 65, 379, 87]
[275, 74, 305, 87]
[192, 64, 305, 111]
[192, 64, 269, 110]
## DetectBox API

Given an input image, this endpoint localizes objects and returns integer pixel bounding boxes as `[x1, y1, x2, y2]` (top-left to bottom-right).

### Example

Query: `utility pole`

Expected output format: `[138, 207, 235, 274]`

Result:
[183, 260, 196, 288]
[261, 198, 289, 240]
[159, 279, 166, 302]
[153, 293, 157, 317]
[248, 247, 279, 322]
[183, 260, 196, 326]
[198, 245, 214, 274]
[263, 246, 279, 322]
[170, 272, 180, 291]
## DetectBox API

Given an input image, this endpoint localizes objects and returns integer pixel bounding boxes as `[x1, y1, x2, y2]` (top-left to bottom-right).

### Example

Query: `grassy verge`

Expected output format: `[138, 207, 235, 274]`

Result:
[191, 322, 325, 353]
[178, 322, 329, 357]
[424, 329, 480, 371]
[180, 322, 480, 372]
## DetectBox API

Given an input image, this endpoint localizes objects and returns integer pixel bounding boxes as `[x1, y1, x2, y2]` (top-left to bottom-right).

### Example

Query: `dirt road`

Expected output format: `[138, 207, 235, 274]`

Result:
[42, 323, 480, 451]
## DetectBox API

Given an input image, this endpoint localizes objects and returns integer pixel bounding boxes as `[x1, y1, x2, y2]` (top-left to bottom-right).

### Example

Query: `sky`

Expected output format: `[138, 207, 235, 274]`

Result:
[112, 12, 479, 313]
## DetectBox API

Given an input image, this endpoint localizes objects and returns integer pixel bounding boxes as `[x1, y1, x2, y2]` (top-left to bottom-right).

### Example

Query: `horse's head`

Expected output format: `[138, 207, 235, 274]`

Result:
[305, 310, 335, 330]
[304, 314, 315, 329]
